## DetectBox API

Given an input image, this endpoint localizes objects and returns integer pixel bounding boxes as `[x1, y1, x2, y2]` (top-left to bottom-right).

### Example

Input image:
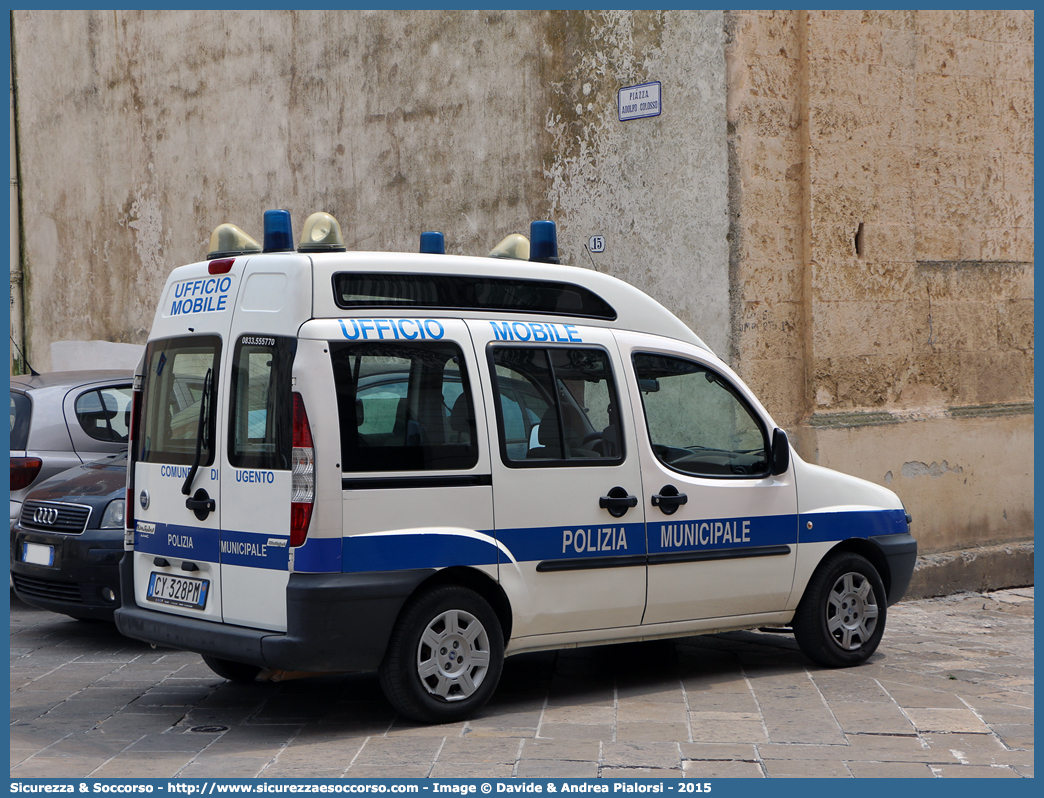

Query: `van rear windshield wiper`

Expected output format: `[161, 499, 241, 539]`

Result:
[182, 367, 213, 496]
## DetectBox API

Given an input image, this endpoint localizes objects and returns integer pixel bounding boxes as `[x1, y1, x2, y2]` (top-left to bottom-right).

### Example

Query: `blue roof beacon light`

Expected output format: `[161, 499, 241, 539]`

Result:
[529, 220, 560, 264]
[420, 231, 446, 254]
[263, 209, 295, 252]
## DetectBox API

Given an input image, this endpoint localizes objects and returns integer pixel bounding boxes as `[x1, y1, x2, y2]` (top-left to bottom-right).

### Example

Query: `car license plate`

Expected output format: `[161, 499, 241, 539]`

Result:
[147, 572, 209, 610]
[22, 542, 54, 567]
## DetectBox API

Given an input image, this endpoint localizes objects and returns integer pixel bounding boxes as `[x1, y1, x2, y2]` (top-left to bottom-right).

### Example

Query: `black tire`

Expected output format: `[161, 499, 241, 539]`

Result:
[379, 585, 504, 723]
[793, 551, 887, 668]
[203, 655, 263, 683]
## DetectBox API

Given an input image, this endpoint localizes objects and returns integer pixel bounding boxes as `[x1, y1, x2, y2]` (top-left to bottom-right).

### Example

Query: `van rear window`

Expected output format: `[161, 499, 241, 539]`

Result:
[228, 336, 297, 470]
[333, 273, 617, 321]
[138, 336, 221, 466]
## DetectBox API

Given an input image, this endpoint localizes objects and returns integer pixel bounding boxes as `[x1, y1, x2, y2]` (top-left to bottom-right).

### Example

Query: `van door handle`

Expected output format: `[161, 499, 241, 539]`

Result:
[599, 486, 639, 518]
[651, 486, 688, 515]
[185, 488, 216, 521]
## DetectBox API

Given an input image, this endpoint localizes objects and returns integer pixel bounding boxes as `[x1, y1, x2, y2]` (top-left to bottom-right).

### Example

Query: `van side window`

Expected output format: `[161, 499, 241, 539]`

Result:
[228, 335, 297, 470]
[633, 353, 769, 478]
[490, 347, 623, 466]
[330, 341, 478, 472]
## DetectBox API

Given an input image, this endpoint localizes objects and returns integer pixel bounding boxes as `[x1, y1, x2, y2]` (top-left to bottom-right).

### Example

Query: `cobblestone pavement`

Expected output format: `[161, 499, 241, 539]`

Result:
[10, 588, 1033, 779]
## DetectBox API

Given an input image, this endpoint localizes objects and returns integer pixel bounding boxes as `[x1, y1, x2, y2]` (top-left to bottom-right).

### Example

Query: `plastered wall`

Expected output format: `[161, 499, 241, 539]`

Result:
[725, 10, 1033, 553]
[11, 10, 1033, 555]
[11, 9, 730, 364]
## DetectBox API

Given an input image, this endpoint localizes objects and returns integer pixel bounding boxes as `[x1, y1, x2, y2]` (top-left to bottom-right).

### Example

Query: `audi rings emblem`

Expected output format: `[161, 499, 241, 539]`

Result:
[33, 506, 59, 525]
[139, 490, 150, 511]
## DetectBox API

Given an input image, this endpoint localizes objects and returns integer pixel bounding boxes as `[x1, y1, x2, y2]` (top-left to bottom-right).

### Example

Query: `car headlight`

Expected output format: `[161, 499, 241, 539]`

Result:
[99, 499, 126, 529]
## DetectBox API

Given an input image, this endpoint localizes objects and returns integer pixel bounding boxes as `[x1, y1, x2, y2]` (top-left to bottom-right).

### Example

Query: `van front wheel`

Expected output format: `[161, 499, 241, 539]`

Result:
[202, 655, 262, 684]
[793, 552, 886, 668]
[379, 586, 504, 723]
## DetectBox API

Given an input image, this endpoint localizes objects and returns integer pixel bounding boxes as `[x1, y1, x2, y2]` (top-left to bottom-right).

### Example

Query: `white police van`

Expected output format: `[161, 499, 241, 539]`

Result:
[115, 210, 916, 722]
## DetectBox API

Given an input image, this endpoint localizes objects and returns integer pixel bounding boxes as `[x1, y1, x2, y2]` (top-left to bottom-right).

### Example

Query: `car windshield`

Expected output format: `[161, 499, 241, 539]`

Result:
[10, 391, 31, 450]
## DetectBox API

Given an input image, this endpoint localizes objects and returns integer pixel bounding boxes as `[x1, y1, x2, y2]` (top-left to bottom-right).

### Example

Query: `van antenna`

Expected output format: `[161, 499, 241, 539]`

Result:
[10, 336, 40, 376]
[584, 244, 598, 271]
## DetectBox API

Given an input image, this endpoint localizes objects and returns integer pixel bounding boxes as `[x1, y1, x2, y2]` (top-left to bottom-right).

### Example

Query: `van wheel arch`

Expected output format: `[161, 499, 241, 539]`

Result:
[792, 549, 887, 668]
[379, 582, 505, 722]
[821, 538, 892, 601]
[411, 566, 513, 645]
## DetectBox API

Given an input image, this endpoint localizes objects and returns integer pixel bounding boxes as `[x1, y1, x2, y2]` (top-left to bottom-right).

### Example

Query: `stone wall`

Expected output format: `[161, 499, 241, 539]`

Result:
[726, 10, 1033, 553]
[11, 10, 1033, 557]
[10, 9, 730, 364]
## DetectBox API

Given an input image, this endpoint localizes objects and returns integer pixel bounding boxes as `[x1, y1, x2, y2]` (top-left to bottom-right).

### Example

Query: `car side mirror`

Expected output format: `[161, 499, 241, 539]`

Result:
[770, 427, 790, 476]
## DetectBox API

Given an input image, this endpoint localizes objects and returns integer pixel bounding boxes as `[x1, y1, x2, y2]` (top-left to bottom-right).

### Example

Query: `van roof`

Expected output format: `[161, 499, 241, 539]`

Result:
[307, 251, 710, 351]
[154, 249, 710, 352]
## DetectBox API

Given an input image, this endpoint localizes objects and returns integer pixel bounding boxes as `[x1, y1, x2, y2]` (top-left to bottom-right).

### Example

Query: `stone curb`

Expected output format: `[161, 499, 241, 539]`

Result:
[904, 540, 1034, 600]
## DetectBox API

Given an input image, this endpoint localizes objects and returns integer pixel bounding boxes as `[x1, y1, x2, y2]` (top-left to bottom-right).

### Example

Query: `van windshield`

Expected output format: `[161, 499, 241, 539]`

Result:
[138, 336, 221, 466]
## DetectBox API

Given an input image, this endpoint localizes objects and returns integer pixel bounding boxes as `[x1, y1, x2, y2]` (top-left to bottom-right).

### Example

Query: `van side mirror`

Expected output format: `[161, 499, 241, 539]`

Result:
[638, 378, 660, 393]
[770, 427, 790, 476]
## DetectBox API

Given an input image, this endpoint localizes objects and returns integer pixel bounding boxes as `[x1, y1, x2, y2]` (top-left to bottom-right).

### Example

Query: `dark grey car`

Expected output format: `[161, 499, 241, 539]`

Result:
[11, 454, 127, 621]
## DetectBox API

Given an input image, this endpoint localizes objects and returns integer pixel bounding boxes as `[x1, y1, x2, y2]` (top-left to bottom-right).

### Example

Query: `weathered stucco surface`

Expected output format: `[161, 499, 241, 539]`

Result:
[726, 10, 1033, 553]
[11, 10, 1033, 557]
[12, 9, 730, 362]
[543, 11, 730, 354]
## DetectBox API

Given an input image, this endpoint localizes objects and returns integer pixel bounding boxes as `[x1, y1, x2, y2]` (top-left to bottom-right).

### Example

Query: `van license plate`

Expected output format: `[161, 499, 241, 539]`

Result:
[147, 572, 209, 610]
[22, 542, 54, 567]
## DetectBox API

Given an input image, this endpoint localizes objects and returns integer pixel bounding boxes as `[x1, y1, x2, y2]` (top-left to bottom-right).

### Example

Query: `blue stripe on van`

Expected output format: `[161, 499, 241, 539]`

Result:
[135, 522, 221, 564]
[497, 522, 646, 563]
[219, 528, 290, 570]
[139, 508, 908, 574]
[647, 513, 797, 556]
[340, 531, 501, 573]
[134, 522, 290, 571]
[799, 508, 908, 543]
[292, 535, 342, 573]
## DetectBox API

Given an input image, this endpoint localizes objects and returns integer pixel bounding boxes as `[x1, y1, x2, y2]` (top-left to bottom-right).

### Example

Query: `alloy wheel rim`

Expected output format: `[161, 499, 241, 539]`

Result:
[416, 608, 490, 701]
[826, 571, 879, 650]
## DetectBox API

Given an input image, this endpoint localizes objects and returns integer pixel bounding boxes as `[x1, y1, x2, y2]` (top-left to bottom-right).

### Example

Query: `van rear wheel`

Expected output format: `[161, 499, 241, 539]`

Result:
[379, 585, 504, 723]
[793, 551, 886, 668]
[203, 655, 263, 684]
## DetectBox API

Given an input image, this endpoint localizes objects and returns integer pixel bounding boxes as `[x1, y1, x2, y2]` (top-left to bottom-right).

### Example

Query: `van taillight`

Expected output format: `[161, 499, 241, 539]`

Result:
[290, 392, 314, 547]
[10, 457, 42, 491]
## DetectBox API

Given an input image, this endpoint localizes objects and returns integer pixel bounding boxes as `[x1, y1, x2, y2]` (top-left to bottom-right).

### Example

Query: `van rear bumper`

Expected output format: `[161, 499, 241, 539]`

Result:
[114, 557, 435, 672]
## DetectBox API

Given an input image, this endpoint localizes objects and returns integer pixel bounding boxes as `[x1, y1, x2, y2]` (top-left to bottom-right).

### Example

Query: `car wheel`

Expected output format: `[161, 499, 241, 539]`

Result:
[793, 551, 886, 668]
[202, 655, 263, 683]
[379, 585, 504, 723]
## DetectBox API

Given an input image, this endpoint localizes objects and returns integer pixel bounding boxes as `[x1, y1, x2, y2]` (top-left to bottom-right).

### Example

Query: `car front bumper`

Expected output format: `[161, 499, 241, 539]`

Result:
[11, 524, 124, 621]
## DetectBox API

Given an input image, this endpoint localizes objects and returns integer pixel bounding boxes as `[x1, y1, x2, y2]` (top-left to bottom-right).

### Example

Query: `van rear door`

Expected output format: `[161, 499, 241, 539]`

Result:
[219, 256, 313, 631]
[131, 333, 226, 624]
[218, 334, 298, 629]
